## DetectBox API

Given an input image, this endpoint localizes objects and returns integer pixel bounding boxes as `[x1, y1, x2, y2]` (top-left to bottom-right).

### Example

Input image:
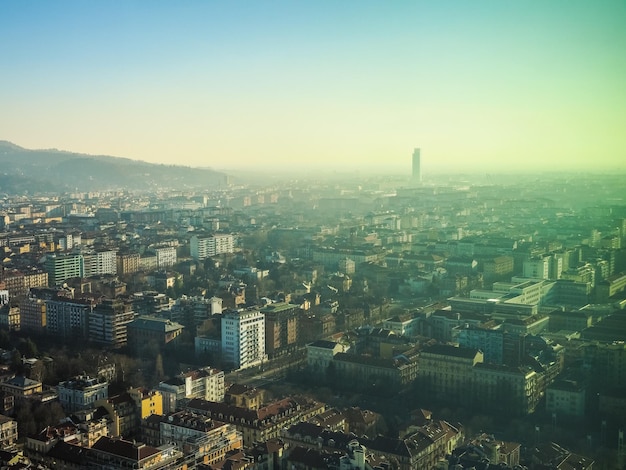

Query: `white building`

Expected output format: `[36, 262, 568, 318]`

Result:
[158, 367, 225, 413]
[190, 234, 234, 260]
[83, 250, 117, 277]
[523, 256, 550, 280]
[221, 309, 266, 370]
[154, 246, 177, 268]
[57, 375, 109, 413]
[159, 411, 242, 462]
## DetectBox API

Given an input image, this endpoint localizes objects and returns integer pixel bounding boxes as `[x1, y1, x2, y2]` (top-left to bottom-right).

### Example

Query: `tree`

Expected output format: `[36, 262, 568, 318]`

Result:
[155, 353, 164, 381]
[0, 329, 11, 349]
[19, 338, 38, 358]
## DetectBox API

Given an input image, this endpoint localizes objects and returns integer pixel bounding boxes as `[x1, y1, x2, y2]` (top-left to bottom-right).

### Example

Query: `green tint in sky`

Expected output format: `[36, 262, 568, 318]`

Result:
[1, 1, 625, 173]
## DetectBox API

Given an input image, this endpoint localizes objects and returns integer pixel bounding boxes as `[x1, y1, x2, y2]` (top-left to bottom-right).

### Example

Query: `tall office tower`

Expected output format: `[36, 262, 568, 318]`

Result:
[412, 148, 421, 182]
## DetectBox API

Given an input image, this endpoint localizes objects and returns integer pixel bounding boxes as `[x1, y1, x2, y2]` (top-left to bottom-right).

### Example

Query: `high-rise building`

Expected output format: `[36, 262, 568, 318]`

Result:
[190, 234, 234, 260]
[412, 148, 421, 183]
[44, 253, 84, 286]
[89, 298, 135, 348]
[45, 298, 93, 339]
[82, 250, 117, 277]
[221, 308, 266, 370]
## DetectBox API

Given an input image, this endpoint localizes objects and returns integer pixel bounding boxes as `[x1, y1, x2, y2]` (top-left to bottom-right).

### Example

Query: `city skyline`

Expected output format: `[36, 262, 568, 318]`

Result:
[2, 1, 625, 173]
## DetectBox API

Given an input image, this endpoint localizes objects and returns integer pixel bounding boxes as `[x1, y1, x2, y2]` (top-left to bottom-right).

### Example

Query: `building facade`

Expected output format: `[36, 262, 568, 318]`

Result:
[221, 309, 266, 370]
[190, 234, 234, 260]
[57, 375, 109, 413]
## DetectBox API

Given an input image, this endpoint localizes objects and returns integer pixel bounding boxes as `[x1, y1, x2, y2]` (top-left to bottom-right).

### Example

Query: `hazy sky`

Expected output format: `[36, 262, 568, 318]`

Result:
[2, 1, 625, 173]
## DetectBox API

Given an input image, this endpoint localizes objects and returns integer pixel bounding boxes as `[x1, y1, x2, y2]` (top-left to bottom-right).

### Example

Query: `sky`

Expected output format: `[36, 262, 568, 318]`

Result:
[1, 1, 625, 174]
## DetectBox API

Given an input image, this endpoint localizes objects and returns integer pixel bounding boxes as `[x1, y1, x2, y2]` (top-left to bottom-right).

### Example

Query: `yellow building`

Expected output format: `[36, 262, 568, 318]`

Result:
[129, 387, 163, 419]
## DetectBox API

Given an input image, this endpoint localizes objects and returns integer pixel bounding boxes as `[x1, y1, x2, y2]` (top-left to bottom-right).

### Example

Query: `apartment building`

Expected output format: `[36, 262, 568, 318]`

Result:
[154, 246, 177, 268]
[89, 298, 135, 348]
[83, 250, 117, 277]
[0, 414, 18, 449]
[45, 298, 93, 339]
[221, 309, 266, 370]
[159, 411, 242, 466]
[418, 344, 483, 405]
[117, 253, 141, 275]
[18, 297, 47, 334]
[158, 367, 225, 413]
[44, 253, 84, 286]
[260, 302, 299, 358]
[186, 396, 326, 447]
[190, 234, 234, 260]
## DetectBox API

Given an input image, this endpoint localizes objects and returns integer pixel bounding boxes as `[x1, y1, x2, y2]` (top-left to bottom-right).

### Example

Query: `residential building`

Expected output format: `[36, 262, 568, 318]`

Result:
[224, 384, 265, 410]
[88, 436, 183, 469]
[190, 234, 234, 260]
[154, 246, 177, 268]
[89, 298, 135, 348]
[127, 316, 184, 351]
[44, 253, 84, 286]
[58, 375, 109, 413]
[473, 363, 541, 415]
[283, 419, 463, 470]
[159, 411, 242, 467]
[83, 250, 117, 277]
[0, 376, 43, 399]
[221, 308, 266, 370]
[546, 380, 586, 418]
[418, 344, 483, 405]
[129, 387, 163, 421]
[306, 340, 344, 374]
[158, 367, 225, 413]
[18, 297, 46, 334]
[117, 253, 141, 275]
[0, 269, 48, 300]
[0, 414, 18, 449]
[96, 392, 138, 438]
[186, 396, 326, 447]
[457, 325, 504, 364]
[331, 351, 419, 387]
[0, 305, 19, 332]
[596, 272, 626, 302]
[261, 302, 299, 357]
[45, 298, 93, 339]
[482, 256, 514, 281]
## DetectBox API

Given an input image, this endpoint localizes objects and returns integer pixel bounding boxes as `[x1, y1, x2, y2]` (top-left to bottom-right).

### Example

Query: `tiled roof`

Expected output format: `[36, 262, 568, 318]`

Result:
[422, 344, 479, 359]
[308, 340, 338, 349]
[91, 436, 161, 461]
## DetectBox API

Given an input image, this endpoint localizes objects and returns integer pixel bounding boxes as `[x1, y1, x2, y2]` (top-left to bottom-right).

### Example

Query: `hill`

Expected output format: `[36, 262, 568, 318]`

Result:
[0, 141, 230, 193]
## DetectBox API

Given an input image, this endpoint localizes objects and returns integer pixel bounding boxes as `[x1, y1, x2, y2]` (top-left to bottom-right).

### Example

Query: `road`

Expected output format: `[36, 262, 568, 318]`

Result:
[225, 348, 306, 388]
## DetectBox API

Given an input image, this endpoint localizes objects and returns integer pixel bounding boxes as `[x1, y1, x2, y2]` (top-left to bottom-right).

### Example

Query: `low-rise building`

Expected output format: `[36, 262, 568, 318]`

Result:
[158, 367, 225, 413]
[159, 411, 242, 467]
[88, 436, 183, 469]
[127, 316, 184, 351]
[186, 396, 326, 447]
[546, 380, 586, 418]
[0, 414, 18, 449]
[58, 375, 108, 413]
[306, 340, 344, 374]
[0, 376, 43, 399]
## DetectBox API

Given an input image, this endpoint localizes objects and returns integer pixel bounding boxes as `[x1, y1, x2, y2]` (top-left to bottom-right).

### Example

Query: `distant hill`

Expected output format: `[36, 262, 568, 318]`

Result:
[0, 141, 230, 194]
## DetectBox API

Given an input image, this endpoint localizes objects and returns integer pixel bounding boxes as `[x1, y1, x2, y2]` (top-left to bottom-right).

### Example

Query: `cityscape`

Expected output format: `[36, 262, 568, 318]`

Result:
[0, 142, 625, 469]
[1, 1, 626, 469]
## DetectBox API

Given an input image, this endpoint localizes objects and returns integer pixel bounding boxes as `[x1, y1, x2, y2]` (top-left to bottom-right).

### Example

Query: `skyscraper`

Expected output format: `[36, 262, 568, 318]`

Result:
[412, 148, 421, 182]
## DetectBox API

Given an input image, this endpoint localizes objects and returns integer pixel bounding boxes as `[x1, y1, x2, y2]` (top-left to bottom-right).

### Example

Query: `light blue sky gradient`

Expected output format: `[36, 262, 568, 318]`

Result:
[2, 1, 625, 173]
